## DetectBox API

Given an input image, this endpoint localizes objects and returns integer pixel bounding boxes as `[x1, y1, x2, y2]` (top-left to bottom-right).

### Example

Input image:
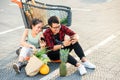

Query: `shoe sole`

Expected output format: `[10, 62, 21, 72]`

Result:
[13, 64, 20, 74]
[81, 73, 87, 76]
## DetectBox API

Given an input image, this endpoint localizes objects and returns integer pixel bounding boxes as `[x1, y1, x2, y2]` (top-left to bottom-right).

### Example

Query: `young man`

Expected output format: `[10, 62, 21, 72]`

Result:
[43, 16, 96, 75]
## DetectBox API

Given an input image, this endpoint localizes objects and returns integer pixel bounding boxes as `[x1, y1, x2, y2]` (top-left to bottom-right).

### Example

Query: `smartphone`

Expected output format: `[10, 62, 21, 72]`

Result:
[40, 37, 45, 41]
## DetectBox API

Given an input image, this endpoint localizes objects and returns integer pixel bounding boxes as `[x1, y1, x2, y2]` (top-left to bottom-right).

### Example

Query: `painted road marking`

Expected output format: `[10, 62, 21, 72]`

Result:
[0, 26, 24, 35]
[85, 34, 116, 55]
[72, 8, 92, 11]
[107, 0, 112, 2]
[8, 3, 17, 6]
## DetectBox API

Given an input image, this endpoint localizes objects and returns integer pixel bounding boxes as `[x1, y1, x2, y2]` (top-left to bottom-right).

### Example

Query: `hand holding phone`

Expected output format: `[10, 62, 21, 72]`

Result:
[40, 37, 46, 48]
[40, 37, 45, 41]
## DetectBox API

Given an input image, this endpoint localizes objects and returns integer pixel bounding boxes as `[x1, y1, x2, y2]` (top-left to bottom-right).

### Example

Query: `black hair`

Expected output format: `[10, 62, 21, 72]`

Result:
[30, 18, 43, 29]
[48, 16, 59, 27]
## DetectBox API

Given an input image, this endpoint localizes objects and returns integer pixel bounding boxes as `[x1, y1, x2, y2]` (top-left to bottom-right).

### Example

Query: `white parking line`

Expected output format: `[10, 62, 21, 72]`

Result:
[85, 34, 116, 56]
[107, 0, 112, 2]
[72, 8, 92, 11]
[8, 3, 17, 6]
[0, 26, 24, 35]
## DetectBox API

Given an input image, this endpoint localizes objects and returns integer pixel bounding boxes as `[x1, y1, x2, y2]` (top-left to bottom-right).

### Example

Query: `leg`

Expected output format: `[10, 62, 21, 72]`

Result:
[47, 47, 87, 75]
[47, 46, 73, 60]
[47, 48, 78, 66]
[72, 42, 86, 60]
[47, 50, 60, 60]
[19, 47, 32, 61]
[63, 42, 86, 62]
[13, 47, 32, 73]
[72, 42, 96, 69]
[67, 54, 78, 66]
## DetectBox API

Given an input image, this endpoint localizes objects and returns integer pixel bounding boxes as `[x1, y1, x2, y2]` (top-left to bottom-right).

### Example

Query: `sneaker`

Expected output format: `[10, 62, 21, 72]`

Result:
[78, 65, 87, 75]
[13, 63, 21, 74]
[82, 61, 96, 69]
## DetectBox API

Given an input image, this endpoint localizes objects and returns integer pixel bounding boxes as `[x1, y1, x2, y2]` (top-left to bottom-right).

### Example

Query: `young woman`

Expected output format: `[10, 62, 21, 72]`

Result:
[13, 19, 46, 74]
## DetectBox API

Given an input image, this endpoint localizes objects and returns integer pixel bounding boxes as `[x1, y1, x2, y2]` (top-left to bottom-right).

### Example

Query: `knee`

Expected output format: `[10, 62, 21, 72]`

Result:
[75, 62, 81, 67]
[72, 41, 79, 46]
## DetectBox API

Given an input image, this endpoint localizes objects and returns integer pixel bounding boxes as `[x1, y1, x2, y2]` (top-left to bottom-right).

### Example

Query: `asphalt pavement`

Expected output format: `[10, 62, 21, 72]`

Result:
[0, 0, 120, 80]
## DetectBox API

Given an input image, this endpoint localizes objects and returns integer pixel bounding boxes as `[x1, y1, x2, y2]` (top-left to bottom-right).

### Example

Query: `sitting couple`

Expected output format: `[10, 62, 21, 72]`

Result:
[13, 16, 96, 76]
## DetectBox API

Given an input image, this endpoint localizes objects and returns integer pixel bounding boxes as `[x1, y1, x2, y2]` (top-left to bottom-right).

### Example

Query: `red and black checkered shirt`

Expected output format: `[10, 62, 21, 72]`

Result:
[43, 25, 75, 50]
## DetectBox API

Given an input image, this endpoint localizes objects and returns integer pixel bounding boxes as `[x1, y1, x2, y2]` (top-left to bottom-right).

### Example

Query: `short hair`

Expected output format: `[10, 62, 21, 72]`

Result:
[48, 16, 60, 27]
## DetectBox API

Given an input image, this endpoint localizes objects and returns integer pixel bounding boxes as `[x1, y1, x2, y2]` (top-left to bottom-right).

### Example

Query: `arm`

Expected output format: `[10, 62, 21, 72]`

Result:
[63, 25, 79, 44]
[51, 26, 75, 51]
[63, 25, 75, 36]
[70, 34, 79, 44]
[70, 33, 79, 40]
[53, 40, 72, 51]
[52, 44, 63, 51]
[39, 34, 46, 49]
[53, 39, 73, 51]
[43, 31, 62, 51]
[20, 29, 36, 49]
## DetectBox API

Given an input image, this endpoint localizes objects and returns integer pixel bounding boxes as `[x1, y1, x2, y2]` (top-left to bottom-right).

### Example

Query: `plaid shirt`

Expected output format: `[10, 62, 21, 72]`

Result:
[43, 25, 75, 50]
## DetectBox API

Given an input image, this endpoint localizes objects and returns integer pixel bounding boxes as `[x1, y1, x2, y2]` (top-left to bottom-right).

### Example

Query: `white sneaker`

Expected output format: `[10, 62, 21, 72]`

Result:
[78, 65, 87, 76]
[82, 61, 96, 69]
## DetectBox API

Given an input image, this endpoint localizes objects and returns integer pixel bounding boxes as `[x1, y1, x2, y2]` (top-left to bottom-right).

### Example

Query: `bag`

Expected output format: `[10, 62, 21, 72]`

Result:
[25, 55, 43, 76]
[25, 0, 47, 27]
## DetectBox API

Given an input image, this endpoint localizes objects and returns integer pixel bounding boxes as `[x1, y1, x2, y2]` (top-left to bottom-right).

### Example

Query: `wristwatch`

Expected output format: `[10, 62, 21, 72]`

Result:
[61, 44, 64, 48]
